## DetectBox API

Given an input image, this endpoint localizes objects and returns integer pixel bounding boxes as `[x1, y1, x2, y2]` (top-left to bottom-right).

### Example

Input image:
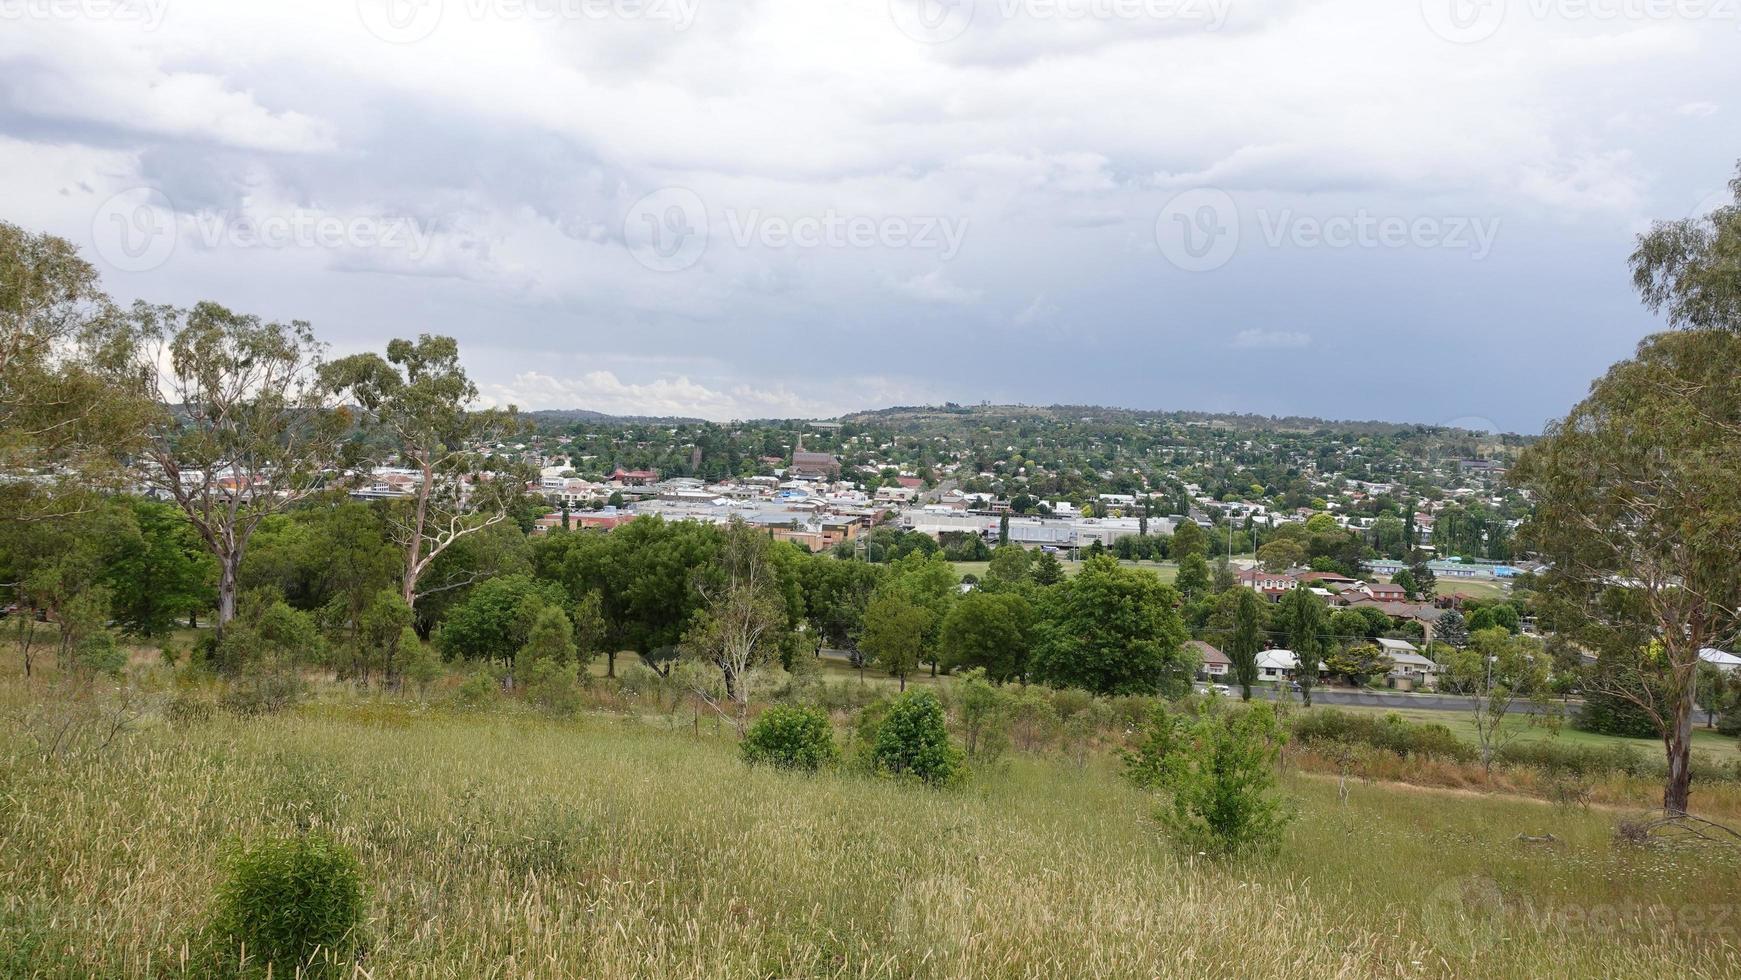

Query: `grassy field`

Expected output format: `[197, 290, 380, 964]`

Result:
[1321, 701, 1741, 763]
[4, 666, 1741, 978]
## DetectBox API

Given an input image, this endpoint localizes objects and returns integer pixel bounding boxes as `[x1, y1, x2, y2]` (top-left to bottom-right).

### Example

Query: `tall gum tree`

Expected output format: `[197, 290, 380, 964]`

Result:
[323, 335, 526, 612]
[0, 223, 145, 521]
[123, 301, 350, 637]
[1515, 167, 1741, 815]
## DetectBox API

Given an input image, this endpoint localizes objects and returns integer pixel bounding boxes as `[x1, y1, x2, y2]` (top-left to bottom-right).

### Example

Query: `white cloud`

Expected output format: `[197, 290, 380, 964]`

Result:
[1232, 329, 1310, 350]
[0, 1, 1733, 430]
[1014, 293, 1059, 325]
[476, 370, 826, 420]
[891, 269, 982, 305]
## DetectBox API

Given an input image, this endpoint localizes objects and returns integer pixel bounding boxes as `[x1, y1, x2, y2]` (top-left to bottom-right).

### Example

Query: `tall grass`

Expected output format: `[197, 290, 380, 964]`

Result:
[2, 670, 1740, 977]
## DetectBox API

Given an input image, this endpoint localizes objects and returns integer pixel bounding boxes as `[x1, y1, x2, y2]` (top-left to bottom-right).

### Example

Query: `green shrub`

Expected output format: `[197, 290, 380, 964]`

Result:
[740, 705, 839, 772]
[207, 834, 365, 977]
[452, 668, 502, 710]
[1150, 704, 1293, 858]
[870, 690, 962, 786]
[75, 632, 128, 677]
[951, 669, 1012, 761]
[1494, 739, 1652, 778]
[1289, 709, 1475, 763]
[522, 658, 583, 716]
[1574, 688, 1659, 739]
[403, 635, 443, 695]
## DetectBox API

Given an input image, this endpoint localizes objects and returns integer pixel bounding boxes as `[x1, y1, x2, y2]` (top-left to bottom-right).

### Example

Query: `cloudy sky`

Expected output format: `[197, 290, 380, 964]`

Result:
[2, 0, 1736, 431]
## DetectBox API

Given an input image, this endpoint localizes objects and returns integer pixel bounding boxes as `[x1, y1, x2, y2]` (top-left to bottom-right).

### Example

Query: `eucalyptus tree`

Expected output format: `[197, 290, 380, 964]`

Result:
[0, 222, 145, 521]
[323, 335, 527, 611]
[1514, 169, 1741, 814]
[122, 302, 351, 637]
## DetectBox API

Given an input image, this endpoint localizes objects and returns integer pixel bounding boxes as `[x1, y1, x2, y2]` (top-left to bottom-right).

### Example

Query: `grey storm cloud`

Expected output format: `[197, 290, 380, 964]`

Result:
[0, 0, 1736, 427]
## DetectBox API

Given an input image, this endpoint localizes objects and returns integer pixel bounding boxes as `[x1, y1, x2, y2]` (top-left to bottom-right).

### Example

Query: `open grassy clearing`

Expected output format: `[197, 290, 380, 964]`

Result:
[1318, 701, 1741, 763]
[4, 669, 1741, 978]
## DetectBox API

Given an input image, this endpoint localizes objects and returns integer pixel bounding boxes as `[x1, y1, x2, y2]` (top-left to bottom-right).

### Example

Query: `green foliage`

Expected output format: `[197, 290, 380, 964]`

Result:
[1031, 554, 1191, 696]
[1574, 686, 1660, 739]
[436, 574, 566, 667]
[1031, 550, 1064, 585]
[1140, 704, 1293, 858]
[870, 690, 962, 786]
[402, 629, 442, 694]
[1324, 643, 1393, 687]
[857, 590, 932, 687]
[74, 632, 127, 678]
[522, 657, 583, 716]
[453, 668, 503, 710]
[951, 668, 1012, 761]
[740, 705, 839, 772]
[107, 499, 217, 637]
[985, 543, 1031, 584]
[206, 834, 365, 977]
[519, 605, 577, 668]
[938, 590, 1034, 683]
[1226, 588, 1264, 700]
[1435, 609, 1470, 648]
[1173, 551, 1209, 599]
[1289, 709, 1473, 763]
[1467, 603, 1520, 634]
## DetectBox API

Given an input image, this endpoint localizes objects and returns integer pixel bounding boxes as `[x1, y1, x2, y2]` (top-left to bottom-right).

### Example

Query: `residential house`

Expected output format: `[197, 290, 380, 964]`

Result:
[1256, 649, 1298, 680]
[1187, 640, 1231, 680]
[1700, 649, 1741, 674]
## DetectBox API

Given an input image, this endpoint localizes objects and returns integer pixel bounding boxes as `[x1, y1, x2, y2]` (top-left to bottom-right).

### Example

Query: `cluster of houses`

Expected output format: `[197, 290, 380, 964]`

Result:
[1190, 636, 1441, 692]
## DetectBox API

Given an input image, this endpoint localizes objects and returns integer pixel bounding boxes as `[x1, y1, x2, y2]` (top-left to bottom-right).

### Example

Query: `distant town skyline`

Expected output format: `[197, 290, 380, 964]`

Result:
[3, 2, 1737, 433]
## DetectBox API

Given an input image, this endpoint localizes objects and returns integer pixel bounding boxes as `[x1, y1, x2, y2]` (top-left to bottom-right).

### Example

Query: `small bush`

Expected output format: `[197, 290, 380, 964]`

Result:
[870, 690, 963, 786]
[75, 633, 128, 677]
[206, 834, 365, 977]
[1494, 739, 1652, 778]
[452, 668, 502, 710]
[1152, 704, 1294, 858]
[740, 705, 839, 772]
[1289, 709, 1474, 763]
[522, 658, 583, 717]
[220, 669, 305, 717]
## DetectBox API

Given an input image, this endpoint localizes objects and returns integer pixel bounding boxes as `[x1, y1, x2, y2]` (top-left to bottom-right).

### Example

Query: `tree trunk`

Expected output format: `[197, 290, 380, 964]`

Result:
[215, 554, 240, 637]
[1664, 683, 1696, 815]
[607, 649, 616, 678]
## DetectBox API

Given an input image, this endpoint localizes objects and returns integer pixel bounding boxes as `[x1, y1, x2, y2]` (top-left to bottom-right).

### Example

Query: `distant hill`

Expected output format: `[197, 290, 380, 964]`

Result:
[839, 403, 1527, 439]
[523, 409, 705, 426]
